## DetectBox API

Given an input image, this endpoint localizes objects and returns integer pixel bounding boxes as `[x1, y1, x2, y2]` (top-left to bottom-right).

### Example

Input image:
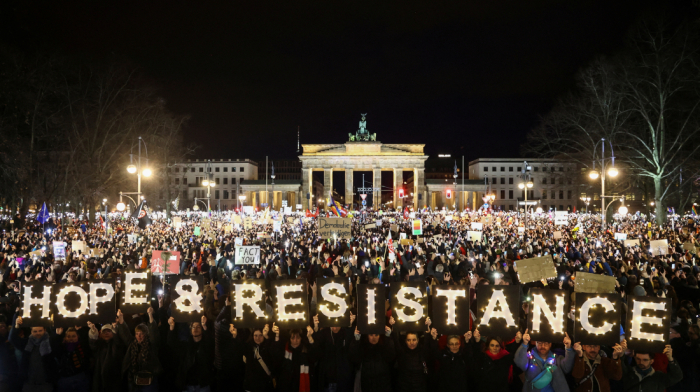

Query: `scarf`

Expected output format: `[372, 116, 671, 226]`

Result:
[128, 337, 150, 378]
[25, 333, 51, 356]
[285, 342, 310, 392]
[485, 348, 513, 382]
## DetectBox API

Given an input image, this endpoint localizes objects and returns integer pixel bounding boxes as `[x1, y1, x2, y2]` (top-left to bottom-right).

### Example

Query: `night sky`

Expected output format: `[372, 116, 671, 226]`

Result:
[3, 0, 664, 161]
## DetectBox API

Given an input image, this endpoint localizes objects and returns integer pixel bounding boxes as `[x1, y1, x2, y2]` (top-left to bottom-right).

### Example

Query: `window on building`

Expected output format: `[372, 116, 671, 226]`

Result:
[594, 193, 600, 200]
[559, 190, 564, 199]
[534, 167, 539, 172]
[500, 190, 505, 199]
[240, 167, 245, 172]
[529, 190, 534, 199]
[509, 204, 513, 211]
[223, 178, 228, 185]
[509, 167, 513, 172]
[223, 190, 229, 199]
[500, 178, 505, 184]
[542, 178, 547, 184]
[183, 177, 187, 185]
[559, 167, 564, 172]
[542, 167, 547, 172]
[509, 178, 513, 184]
[231, 178, 236, 184]
[567, 190, 572, 199]
[215, 190, 220, 199]
[175, 168, 180, 173]
[231, 167, 236, 172]
[223, 167, 228, 172]
[492, 177, 497, 184]
[175, 178, 180, 185]
[567, 205, 572, 211]
[215, 167, 220, 172]
[551, 190, 556, 199]
[484, 167, 489, 172]
[517, 167, 521, 172]
[542, 191, 547, 199]
[509, 190, 513, 199]
[500, 167, 505, 172]
[182, 190, 187, 200]
[626, 193, 635, 201]
[190, 168, 195, 172]
[199, 167, 203, 172]
[216, 178, 220, 185]
[552, 177, 555, 184]
[559, 205, 564, 210]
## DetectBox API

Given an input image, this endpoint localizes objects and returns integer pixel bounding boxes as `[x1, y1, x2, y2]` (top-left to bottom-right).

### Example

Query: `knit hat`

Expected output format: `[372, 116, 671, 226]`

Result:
[632, 285, 647, 297]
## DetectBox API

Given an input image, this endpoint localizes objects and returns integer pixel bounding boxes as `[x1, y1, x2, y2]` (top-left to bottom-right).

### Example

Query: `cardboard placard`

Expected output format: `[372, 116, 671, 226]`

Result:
[553, 231, 562, 240]
[400, 239, 414, 246]
[235, 246, 261, 265]
[430, 285, 470, 334]
[316, 278, 350, 328]
[89, 248, 106, 257]
[20, 282, 54, 328]
[390, 224, 399, 232]
[649, 240, 669, 256]
[574, 273, 616, 294]
[364, 223, 376, 230]
[318, 217, 352, 239]
[272, 280, 309, 330]
[467, 231, 482, 242]
[170, 276, 205, 322]
[624, 239, 640, 248]
[231, 279, 269, 328]
[574, 293, 621, 346]
[471, 222, 483, 231]
[625, 296, 672, 352]
[233, 215, 242, 224]
[683, 241, 696, 253]
[390, 282, 428, 332]
[527, 288, 569, 343]
[151, 251, 181, 274]
[476, 285, 520, 338]
[356, 284, 386, 334]
[243, 217, 253, 230]
[516, 255, 557, 283]
[72, 240, 87, 254]
[173, 216, 182, 229]
[201, 218, 211, 229]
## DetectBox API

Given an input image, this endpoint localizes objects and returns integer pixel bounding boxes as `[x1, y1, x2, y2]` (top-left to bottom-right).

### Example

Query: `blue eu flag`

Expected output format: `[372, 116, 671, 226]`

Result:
[37, 202, 50, 224]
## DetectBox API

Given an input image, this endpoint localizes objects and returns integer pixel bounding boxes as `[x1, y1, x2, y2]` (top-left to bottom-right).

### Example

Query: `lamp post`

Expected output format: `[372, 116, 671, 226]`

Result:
[580, 197, 591, 213]
[518, 179, 534, 230]
[193, 198, 208, 212]
[238, 195, 246, 209]
[588, 138, 619, 231]
[126, 136, 152, 198]
[271, 162, 275, 210]
[200, 160, 215, 212]
[453, 161, 458, 211]
[102, 198, 108, 233]
[618, 196, 628, 215]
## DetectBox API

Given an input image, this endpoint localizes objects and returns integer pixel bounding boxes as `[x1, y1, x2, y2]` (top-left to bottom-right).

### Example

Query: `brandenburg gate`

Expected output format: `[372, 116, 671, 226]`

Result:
[300, 114, 428, 210]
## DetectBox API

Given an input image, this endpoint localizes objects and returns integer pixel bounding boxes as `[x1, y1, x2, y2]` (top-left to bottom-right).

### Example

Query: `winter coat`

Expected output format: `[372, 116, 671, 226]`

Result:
[428, 339, 470, 392]
[9, 324, 58, 388]
[167, 328, 215, 389]
[469, 339, 520, 392]
[392, 331, 433, 392]
[118, 320, 163, 390]
[273, 339, 317, 392]
[89, 328, 126, 392]
[514, 344, 576, 392]
[233, 337, 275, 392]
[571, 353, 622, 392]
[348, 334, 395, 392]
[314, 327, 355, 392]
[621, 358, 682, 392]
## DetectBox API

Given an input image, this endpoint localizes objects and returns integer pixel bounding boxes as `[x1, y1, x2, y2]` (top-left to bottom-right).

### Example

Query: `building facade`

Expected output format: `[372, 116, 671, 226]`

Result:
[170, 159, 259, 210]
[468, 158, 578, 212]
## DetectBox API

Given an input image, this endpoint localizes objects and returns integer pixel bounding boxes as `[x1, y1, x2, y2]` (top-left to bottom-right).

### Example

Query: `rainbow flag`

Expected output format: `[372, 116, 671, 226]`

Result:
[693, 205, 698, 216]
[329, 194, 348, 217]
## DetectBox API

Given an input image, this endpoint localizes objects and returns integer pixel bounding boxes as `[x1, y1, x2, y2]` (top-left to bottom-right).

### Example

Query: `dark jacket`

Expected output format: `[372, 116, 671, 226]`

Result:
[9, 324, 58, 387]
[118, 320, 163, 390]
[89, 327, 126, 392]
[52, 330, 91, 379]
[469, 339, 519, 392]
[571, 353, 622, 392]
[348, 334, 395, 392]
[167, 327, 215, 389]
[392, 331, 433, 392]
[273, 338, 317, 392]
[621, 358, 682, 392]
[233, 337, 275, 392]
[214, 305, 245, 372]
[428, 338, 470, 392]
[314, 327, 355, 392]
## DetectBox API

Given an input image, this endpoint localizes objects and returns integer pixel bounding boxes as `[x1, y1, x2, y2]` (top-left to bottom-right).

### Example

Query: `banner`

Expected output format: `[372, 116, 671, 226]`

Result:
[318, 217, 352, 239]
[151, 251, 181, 274]
[316, 278, 350, 328]
[235, 246, 261, 265]
[53, 241, 66, 259]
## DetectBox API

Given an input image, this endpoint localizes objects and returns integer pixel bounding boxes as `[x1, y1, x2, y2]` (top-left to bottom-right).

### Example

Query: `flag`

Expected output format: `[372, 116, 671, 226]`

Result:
[388, 231, 395, 255]
[329, 194, 348, 217]
[99, 215, 105, 229]
[37, 202, 50, 224]
[693, 205, 698, 216]
[131, 200, 152, 229]
[403, 207, 409, 220]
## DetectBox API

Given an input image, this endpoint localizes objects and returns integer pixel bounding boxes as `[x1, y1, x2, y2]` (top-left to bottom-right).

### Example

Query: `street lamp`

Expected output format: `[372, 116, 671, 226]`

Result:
[238, 194, 246, 209]
[116, 202, 126, 212]
[589, 138, 620, 230]
[580, 197, 591, 213]
[125, 136, 152, 198]
[271, 162, 276, 210]
[102, 198, 108, 233]
[199, 160, 216, 212]
[518, 162, 534, 231]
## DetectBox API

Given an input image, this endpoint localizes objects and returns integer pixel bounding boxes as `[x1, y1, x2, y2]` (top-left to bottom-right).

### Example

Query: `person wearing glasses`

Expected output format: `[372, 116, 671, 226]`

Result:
[167, 315, 214, 392]
[427, 329, 473, 392]
[515, 329, 576, 392]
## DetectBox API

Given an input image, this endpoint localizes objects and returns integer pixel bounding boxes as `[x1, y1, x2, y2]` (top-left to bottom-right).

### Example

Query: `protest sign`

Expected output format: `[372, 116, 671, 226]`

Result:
[430, 285, 469, 334]
[151, 251, 181, 274]
[471, 222, 483, 231]
[273, 220, 282, 232]
[170, 276, 205, 322]
[412, 219, 422, 235]
[614, 233, 628, 241]
[234, 237, 244, 246]
[574, 293, 621, 346]
[318, 217, 352, 239]
[233, 215, 242, 224]
[20, 282, 55, 328]
[527, 288, 569, 343]
[231, 280, 268, 328]
[553, 231, 562, 239]
[173, 216, 182, 229]
[624, 239, 640, 248]
[649, 240, 669, 256]
[72, 240, 87, 254]
[357, 284, 386, 334]
[554, 211, 568, 225]
[390, 224, 398, 232]
[243, 217, 253, 230]
[400, 239, 414, 246]
[53, 241, 66, 259]
[476, 285, 520, 338]
[574, 273, 616, 294]
[625, 296, 672, 352]
[467, 231, 482, 242]
[364, 223, 376, 230]
[272, 280, 309, 330]
[119, 269, 152, 314]
[516, 255, 557, 283]
[235, 246, 261, 265]
[316, 278, 350, 328]
[390, 282, 427, 332]
[683, 241, 696, 253]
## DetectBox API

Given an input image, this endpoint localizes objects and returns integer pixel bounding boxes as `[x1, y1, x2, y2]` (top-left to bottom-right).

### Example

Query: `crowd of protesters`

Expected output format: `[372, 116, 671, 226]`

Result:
[0, 206, 699, 392]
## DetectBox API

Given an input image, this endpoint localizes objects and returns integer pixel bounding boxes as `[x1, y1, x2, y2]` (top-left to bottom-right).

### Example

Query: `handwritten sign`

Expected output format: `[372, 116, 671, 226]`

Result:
[318, 217, 352, 239]
[235, 246, 261, 265]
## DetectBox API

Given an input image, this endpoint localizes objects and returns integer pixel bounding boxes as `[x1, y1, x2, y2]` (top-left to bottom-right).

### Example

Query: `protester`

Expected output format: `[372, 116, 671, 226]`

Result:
[53, 327, 91, 392]
[469, 328, 523, 392]
[118, 308, 162, 392]
[620, 346, 683, 391]
[515, 329, 576, 392]
[9, 316, 56, 392]
[571, 341, 625, 392]
[167, 316, 214, 392]
[348, 325, 395, 392]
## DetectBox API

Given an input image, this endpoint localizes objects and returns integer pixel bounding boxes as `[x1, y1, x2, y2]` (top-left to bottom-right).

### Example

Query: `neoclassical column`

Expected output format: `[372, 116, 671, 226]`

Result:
[302, 167, 312, 210]
[393, 168, 403, 209]
[345, 169, 353, 207]
[323, 168, 333, 210]
[413, 168, 425, 210]
[373, 168, 381, 208]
